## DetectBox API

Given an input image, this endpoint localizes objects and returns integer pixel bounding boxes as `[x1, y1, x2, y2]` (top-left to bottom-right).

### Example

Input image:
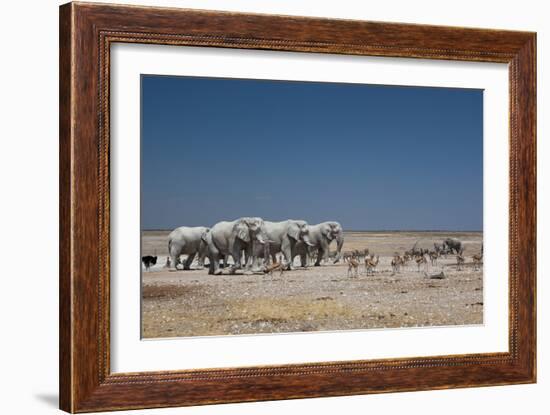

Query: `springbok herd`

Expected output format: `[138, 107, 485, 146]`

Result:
[343, 241, 484, 278]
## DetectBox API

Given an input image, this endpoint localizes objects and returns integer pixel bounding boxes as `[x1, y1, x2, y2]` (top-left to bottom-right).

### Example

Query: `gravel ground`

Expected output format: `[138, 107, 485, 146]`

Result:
[141, 231, 483, 338]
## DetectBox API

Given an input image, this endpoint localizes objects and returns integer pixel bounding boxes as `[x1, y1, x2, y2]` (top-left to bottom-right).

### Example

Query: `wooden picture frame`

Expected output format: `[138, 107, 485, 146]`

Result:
[59, 2, 536, 412]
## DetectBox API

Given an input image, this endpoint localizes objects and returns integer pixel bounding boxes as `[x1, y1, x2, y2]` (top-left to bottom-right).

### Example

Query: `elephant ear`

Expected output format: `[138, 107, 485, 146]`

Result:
[201, 229, 210, 244]
[322, 225, 334, 241]
[287, 222, 300, 241]
[235, 222, 250, 242]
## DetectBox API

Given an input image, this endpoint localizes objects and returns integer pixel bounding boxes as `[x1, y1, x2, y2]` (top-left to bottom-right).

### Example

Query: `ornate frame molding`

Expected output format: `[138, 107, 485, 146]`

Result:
[60, 2, 536, 412]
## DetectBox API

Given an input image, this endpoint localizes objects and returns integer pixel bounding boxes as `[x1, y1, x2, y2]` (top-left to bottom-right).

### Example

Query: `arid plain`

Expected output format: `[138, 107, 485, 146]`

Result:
[141, 231, 483, 338]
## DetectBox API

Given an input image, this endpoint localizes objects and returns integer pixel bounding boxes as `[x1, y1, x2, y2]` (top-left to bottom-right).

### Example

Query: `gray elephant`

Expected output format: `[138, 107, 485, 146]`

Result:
[443, 237, 463, 254]
[167, 226, 210, 270]
[294, 221, 344, 266]
[203, 217, 268, 275]
[251, 220, 314, 270]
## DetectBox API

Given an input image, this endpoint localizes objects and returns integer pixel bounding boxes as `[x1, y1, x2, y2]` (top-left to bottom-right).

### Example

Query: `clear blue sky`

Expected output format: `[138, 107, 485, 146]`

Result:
[141, 75, 483, 231]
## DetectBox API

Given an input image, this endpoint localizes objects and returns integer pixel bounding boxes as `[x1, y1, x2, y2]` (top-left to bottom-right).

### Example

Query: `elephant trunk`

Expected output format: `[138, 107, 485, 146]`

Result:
[263, 240, 270, 265]
[198, 240, 207, 267]
[333, 231, 344, 263]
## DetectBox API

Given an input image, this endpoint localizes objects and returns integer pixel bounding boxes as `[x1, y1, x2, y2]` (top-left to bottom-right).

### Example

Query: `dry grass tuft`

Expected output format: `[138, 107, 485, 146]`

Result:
[142, 284, 202, 299]
[226, 297, 353, 323]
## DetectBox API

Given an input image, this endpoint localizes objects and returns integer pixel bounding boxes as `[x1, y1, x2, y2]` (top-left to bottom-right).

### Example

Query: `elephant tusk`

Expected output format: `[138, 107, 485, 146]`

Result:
[256, 238, 274, 245]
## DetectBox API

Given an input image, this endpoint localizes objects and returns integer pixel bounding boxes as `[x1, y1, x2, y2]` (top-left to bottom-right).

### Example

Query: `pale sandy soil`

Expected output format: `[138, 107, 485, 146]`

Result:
[141, 231, 483, 338]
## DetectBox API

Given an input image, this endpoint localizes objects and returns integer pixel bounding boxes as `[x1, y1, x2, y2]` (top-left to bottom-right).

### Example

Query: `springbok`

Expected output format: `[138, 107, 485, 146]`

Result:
[472, 253, 483, 271]
[456, 253, 465, 271]
[264, 260, 284, 277]
[391, 253, 404, 274]
[347, 256, 360, 277]
[365, 254, 379, 276]
[402, 253, 412, 270]
[353, 248, 369, 262]
[428, 251, 439, 266]
[415, 254, 427, 273]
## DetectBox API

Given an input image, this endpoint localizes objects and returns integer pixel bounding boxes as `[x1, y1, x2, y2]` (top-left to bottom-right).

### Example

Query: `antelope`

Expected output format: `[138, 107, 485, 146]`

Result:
[391, 253, 404, 274]
[353, 248, 369, 262]
[365, 254, 379, 276]
[400, 254, 410, 272]
[428, 250, 439, 266]
[456, 253, 465, 271]
[472, 253, 483, 271]
[347, 256, 360, 277]
[402, 253, 412, 270]
[309, 249, 319, 264]
[408, 241, 429, 257]
[264, 260, 284, 277]
[163, 255, 172, 269]
[415, 254, 427, 273]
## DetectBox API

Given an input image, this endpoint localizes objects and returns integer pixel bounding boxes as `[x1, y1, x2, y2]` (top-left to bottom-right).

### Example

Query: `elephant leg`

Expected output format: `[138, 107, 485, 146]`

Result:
[306, 247, 314, 266]
[323, 245, 331, 263]
[213, 255, 222, 275]
[169, 254, 179, 270]
[250, 249, 263, 271]
[241, 249, 249, 270]
[246, 247, 257, 271]
[282, 251, 293, 270]
[229, 246, 242, 274]
[207, 254, 216, 275]
[253, 256, 263, 271]
[197, 250, 207, 268]
[168, 244, 181, 270]
[225, 254, 233, 268]
[281, 240, 294, 270]
[246, 250, 254, 270]
[183, 252, 196, 270]
[207, 245, 221, 275]
[243, 249, 249, 268]
[314, 249, 323, 266]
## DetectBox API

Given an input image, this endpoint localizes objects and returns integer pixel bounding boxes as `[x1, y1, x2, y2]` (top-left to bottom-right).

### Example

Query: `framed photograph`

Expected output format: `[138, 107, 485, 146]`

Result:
[59, 2, 536, 412]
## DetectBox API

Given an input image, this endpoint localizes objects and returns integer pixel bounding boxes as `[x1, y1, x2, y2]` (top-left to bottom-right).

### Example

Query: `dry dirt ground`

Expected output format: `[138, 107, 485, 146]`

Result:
[141, 231, 483, 338]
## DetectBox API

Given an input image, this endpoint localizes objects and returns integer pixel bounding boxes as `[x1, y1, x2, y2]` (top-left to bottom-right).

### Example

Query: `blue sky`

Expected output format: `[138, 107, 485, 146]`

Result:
[141, 75, 483, 231]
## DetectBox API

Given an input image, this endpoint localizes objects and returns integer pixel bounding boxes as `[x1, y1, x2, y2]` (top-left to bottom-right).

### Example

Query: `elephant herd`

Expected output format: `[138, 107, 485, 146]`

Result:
[167, 218, 345, 275]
